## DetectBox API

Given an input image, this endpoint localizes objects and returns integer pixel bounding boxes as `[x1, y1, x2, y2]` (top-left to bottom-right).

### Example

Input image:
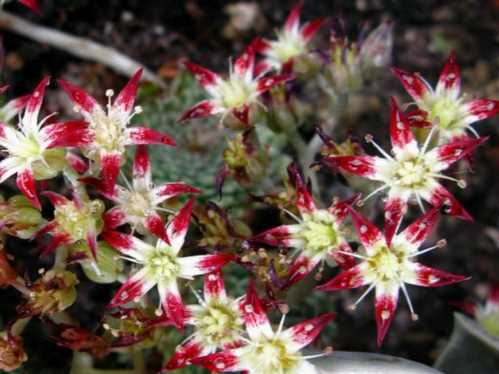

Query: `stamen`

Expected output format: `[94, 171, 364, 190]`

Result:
[365, 134, 394, 160]
[349, 283, 376, 310]
[188, 283, 207, 308]
[275, 306, 289, 337]
[465, 125, 480, 138]
[303, 347, 334, 360]
[337, 250, 367, 261]
[419, 125, 437, 156]
[120, 170, 133, 191]
[430, 173, 467, 188]
[409, 239, 446, 258]
[415, 194, 426, 213]
[357, 184, 390, 206]
[282, 208, 302, 223]
[401, 283, 418, 321]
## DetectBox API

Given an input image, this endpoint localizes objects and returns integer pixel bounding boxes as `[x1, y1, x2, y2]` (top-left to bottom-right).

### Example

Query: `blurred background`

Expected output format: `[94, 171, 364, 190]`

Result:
[1, 0, 498, 373]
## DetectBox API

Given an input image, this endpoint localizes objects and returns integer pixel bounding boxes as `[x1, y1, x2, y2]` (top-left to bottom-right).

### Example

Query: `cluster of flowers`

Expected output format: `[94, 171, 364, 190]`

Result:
[0, 2, 498, 373]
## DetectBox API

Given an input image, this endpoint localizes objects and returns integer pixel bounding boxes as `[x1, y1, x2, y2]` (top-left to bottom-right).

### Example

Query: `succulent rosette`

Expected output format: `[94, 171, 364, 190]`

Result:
[317, 207, 467, 346]
[253, 163, 356, 288]
[321, 97, 486, 244]
[192, 281, 334, 374]
[103, 198, 234, 328]
[59, 69, 176, 194]
[392, 52, 499, 143]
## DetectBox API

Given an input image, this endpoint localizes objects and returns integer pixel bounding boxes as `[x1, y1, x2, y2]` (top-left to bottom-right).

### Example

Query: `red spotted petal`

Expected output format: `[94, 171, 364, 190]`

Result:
[178, 100, 220, 123]
[114, 68, 142, 114]
[256, 74, 292, 94]
[348, 207, 384, 252]
[285, 1, 303, 32]
[132, 145, 150, 181]
[239, 280, 272, 339]
[100, 152, 121, 195]
[433, 136, 487, 170]
[375, 288, 399, 346]
[108, 269, 155, 308]
[17, 168, 40, 210]
[316, 264, 368, 291]
[154, 182, 201, 201]
[398, 208, 439, 249]
[329, 194, 361, 223]
[384, 195, 407, 246]
[391, 67, 430, 102]
[234, 47, 255, 78]
[42, 191, 69, 207]
[191, 350, 241, 372]
[58, 79, 100, 114]
[322, 155, 379, 178]
[288, 163, 316, 214]
[23, 77, 49, 126]
[429, 184, 472, 221]
[330, 242, 357, 270]
[66, 153, 89, 174]
[407, 108, 432, 128]
[162, 285, 190, 329]
[389, 97, 416, 153]
[163, 338, 206, 371]
[102, 230, 134, 252]
[251, 225, 299, 247]
[167, 197, 195, 251]
[282, 312, 335, 350]
[204, 269, 227, 301]
[301, 18, 326, 42]
[179, 253, 234, 278]
[286, 254, 318, 287]
[103, 207, 127, 230]
[1, 94, 30, 122]
[42, 120, 93, 148]
[184, 61, 219, 89]
[145, 213, 169, 243]
[436, 52, 460, 96]
[232, 105, 249, 125]
[126, 127, 176, 146]
[409, 263, 468, 287]
[463, 99, 499, 123]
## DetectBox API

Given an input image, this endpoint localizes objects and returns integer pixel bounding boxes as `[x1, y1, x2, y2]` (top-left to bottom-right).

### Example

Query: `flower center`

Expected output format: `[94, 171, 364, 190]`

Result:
[121, 188, 154, 220]
[271, 32, 305, 63]
[393, 157, 431, 189]
[299, 210, 339, 257]
[90, 110, 127, 155]
[145, 248, 179, 282]
[238, 336, 300, 374]
[54, 200, 104, 241]
[366, 245, 405, 283]
[217, 77, 255, 109]
[426, 96, 463, 131]
[195, 299, 243, 347]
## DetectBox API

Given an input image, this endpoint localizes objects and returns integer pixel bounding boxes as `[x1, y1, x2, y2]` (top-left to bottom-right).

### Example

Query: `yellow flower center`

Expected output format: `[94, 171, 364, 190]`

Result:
[90, 110, 127, 155]
[54, 200, 104, 241]
[122, 188, 154, 220]
[271, 31, 305, 63]
[393, 157, 431, 189]
[145, 248, 179, 282]
[425, 96, 463, 131]
[217, 77, 255, 109]
[299, 210, 339, 257]
[366, 245, 405, 283]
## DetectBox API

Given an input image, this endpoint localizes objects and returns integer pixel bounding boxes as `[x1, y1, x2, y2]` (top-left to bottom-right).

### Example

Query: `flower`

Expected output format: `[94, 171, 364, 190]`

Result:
[0, 77, 93, 209]
[96, 145, 199, 242]
[163, 270, 245, 371]
[37, 190, 105, 259]
[252, 163, 356, 288]
[316, 207, 467, 346]
[103, 198, 234, 329]
[321, 97, 486, 244]
[179, 45, 291, 125]
[59, 69, 176, 194]
[253, 1, 325, 73]
[192, 281, 334, 374]
[392, 52, 499, 143]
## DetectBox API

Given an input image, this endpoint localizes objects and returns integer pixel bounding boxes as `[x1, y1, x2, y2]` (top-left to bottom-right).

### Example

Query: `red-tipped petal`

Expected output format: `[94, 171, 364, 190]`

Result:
[348, 207, 384, 252]
[285, 1, 303, 32]
[191, 350, 241, 372]
[204, 269, 227, 301]
[161, 284, 189, 329]
[288, 163, 316, 214]
[102, 230, 134, 252]
[316, 264, 368, 291]
[322, 155, 379, 178]
[163, 338, 206, 371]
[178, 100, 220, 123]
[409, 263, 469, 287]
[463, 99, 499, 123]
[1, 94, 30, 123]
[384, 195, 407, 246]
[40, 232, 72, 256]
[16, 168, 40, 210]
[389, 97, 416, 153]
[398, 208, 439, 249]
[239, 280, 272, 339]
[114, 68, 142, 114]
[132, 145, 150, 181]
[126, 127, 176, 146]
[256, 74, 292, 94]
[154, 182, 201, 201]
[407, 108, 432, 128]
[184, 61, 220, 89]
[330, 242, 357, 270]
[145, 213, 168, 243]
[42, 120, 93, 148]
[167, 198, 195, 252]
[282, 312, 335, 350]
[100, 152, 121, 195]
[232, 105, 249, 125]
[329, 194, 361, 223]
[301, 17, 326, 42]
[375, 287, 399, 347]
[391, 67, 430, 102]
[58, 79, 99, 115]
[436, 52, 460, 97]
[252, 224, 299, 247]
[286, 254, 318, 287]
[23, 77, 49, 126]
[108, 269, 155, 308]
[234, 47, 255, 78]
[103, 207, 127, 230]
[433, 136, 488, 170]
[66, 152, 89, 174]
[42, 191, 69, 207]
[429, 184, 472, 221]
[179, 253, 234, 278]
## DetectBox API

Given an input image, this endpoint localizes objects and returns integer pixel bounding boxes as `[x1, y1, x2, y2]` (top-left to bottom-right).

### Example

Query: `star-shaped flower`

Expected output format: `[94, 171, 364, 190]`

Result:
[392, 52, 499, 143]
[317, 207, 468, 346]
[103, 198, 234, 329]
[252, 163, 356, 288]
[192, 281, 334, 374]
[253, 1, 325, 73]
[96, 145, 200, 242]
[179, 45, 291, 126]
[321, 97, 486, 244]
[0, 77, 93, 209]
[163, 270, 245, 371]
[59, 69, 175, 194]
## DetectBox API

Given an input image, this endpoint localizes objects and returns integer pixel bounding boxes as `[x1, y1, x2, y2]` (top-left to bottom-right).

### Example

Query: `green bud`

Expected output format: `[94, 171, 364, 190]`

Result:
[71, 241, 124, 284]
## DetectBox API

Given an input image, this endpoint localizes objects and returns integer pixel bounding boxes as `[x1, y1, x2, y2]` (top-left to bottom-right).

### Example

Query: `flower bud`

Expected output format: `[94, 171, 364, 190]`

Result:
[0, 334, 27, 372]
[0, 195, 44, 239]
[359, 20, 393, 71]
